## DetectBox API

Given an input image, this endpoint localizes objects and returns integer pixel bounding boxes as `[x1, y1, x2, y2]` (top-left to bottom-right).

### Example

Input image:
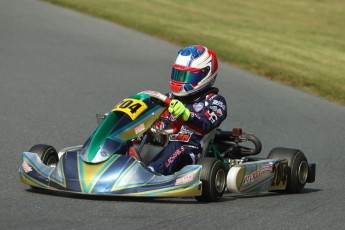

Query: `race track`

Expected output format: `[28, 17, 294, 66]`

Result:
[1, 0, 345, 229]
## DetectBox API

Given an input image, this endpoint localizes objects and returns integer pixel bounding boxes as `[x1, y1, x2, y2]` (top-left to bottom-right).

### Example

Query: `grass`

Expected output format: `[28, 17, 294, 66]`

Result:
[43, 0, 345, 105]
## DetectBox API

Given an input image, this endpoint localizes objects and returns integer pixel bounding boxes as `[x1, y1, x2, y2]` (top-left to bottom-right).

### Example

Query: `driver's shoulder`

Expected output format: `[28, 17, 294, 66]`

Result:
[206, 92, 226, 103]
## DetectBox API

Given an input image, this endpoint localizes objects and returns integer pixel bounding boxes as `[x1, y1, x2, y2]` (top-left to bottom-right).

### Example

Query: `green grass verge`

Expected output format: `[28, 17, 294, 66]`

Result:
[43, 0, 345, 105]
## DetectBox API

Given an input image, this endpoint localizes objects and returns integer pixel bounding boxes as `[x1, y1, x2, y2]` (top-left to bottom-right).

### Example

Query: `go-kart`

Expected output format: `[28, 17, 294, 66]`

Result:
[19, 91, 316, 202]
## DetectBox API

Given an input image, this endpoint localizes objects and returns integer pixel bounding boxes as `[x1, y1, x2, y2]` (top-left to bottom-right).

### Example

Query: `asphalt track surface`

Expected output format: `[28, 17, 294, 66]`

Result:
[1, 0, 345, 229]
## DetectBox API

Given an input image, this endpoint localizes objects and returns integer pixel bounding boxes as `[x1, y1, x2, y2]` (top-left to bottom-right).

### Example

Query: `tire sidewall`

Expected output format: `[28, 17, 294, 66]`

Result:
[208, 160, 226, 200]
[196, 157, 226, 202]
[29, 144, 59, 166]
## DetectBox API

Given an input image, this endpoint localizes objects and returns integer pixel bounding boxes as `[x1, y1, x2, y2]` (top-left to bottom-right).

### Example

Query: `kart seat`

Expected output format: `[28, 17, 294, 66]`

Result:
[200, 129, 218, 157]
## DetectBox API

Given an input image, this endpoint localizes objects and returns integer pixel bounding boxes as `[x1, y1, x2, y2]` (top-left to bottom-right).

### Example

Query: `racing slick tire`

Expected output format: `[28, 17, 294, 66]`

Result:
[29, 144, 59, 167]
[267, 148, 308, 193]
[195, 157, 226, 202]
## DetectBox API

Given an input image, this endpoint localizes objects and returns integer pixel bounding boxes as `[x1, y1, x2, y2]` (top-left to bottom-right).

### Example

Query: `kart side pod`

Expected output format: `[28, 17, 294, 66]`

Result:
[227, 159, 288, 193]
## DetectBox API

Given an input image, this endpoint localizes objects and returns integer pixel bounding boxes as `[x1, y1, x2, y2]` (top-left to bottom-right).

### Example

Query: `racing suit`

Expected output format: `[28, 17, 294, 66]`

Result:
[148, 88, 227, 175]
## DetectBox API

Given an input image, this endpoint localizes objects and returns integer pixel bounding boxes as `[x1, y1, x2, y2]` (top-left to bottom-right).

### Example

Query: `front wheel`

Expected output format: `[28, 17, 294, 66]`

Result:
[29, 144, 59, 167]
[195, 158, 226, 202]
[268, 148, 308, 193]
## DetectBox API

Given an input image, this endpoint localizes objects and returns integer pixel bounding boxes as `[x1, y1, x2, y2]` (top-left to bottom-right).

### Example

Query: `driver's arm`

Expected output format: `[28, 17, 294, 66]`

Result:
[185, 94, 227, 135]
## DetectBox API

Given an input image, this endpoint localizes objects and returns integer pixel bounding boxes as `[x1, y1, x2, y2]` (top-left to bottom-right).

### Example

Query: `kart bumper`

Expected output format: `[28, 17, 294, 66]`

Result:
[19, 151, 202, 197]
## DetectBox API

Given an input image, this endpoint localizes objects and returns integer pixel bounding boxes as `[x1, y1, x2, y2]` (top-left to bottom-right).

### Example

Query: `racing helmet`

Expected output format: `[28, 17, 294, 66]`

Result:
[170, 45, 218, 97]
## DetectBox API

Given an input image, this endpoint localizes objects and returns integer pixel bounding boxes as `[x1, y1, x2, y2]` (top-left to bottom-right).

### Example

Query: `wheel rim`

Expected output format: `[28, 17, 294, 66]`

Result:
[46, 156, 58, 167]
[298, 161, 308, 184]
[215, 169, 226, 193]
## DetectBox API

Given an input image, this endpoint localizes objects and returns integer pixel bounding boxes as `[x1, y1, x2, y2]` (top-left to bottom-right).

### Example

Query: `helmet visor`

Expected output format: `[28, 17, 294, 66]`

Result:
[171, 68, 204, 84]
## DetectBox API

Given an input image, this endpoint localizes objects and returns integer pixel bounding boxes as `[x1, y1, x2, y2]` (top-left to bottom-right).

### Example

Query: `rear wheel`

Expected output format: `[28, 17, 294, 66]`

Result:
[268, 148, 308, 193]
[195, 158, 226, 202]
[29, 144, 59, 167]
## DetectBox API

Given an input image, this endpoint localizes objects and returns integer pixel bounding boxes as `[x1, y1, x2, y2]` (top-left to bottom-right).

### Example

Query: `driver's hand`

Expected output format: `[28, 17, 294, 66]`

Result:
[168, 99, 190, 121]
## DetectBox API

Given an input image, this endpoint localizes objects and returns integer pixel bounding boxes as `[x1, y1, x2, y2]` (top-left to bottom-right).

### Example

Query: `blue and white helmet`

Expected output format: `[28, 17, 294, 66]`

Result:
[170, 45, 218, 97]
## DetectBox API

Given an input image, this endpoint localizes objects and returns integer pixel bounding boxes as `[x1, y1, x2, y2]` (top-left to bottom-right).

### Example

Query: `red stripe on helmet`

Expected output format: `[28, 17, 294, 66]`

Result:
[194, 45, 204, 52]
[208, 49, 218, 72]
[172, 64, 202, 73]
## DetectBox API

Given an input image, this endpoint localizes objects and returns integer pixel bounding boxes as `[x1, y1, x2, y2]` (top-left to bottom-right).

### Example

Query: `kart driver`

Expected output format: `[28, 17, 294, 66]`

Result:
[146, 45, 227, 175]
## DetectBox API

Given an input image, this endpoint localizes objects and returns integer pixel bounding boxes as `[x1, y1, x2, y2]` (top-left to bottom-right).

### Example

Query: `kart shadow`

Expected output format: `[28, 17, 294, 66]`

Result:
[227, 188, 321, 199]
[26, 187, 320, 203]
[26, 187, 236, 204]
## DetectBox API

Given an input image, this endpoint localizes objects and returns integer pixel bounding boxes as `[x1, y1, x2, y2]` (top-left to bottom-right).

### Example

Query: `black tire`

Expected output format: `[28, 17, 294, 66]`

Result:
[195, 158, 226, 202]
[29, 144, 59, 167]
[267, 147, 308, 193]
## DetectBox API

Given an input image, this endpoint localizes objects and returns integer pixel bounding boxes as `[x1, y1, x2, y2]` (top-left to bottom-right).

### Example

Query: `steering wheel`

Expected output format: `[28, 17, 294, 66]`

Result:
[140, 90, 183, 134]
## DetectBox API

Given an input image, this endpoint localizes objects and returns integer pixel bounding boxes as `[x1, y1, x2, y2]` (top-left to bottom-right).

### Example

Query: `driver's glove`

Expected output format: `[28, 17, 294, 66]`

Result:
[168, 99, 190, 122]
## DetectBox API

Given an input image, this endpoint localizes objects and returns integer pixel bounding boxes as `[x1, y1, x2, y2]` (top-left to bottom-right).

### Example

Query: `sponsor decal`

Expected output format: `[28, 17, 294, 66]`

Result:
[22, 161, 32, 173]
[241, 163, 273, 189]
[209, 106, 217, 111]
[190, 112, 201, 120]
[169, 127, 193, 142]
[169, 133, 192, 142]
[205, 111, 218, 123]
[165, 146, 185, 168]
[175, 173, 196, 185]
[209, 106, 223, 117]
[134, 123, 145, 134]
[193, 102, 204, 112]
[212, 100, 226, 110]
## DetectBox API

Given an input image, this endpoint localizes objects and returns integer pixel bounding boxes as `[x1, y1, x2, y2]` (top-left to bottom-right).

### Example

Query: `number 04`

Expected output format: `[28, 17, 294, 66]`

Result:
[117, 100, 142, 114]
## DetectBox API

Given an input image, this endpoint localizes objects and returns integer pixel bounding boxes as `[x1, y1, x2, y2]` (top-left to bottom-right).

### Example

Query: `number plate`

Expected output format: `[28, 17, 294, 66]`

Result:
[269, 160, 289, 190]
[112, 98, 147, 120]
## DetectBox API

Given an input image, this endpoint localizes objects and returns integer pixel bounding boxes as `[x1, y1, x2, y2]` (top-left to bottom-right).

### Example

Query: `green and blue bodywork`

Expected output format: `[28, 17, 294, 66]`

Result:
[19, 93, 202, 197]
